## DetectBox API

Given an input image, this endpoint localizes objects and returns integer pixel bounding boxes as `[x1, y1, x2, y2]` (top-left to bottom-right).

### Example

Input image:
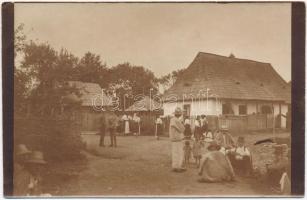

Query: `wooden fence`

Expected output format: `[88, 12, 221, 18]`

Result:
[219, 114, 274, 133]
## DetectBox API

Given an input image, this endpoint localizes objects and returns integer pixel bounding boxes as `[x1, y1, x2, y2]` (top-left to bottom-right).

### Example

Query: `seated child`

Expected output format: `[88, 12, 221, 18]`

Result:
[192, 140, 204, 168]
[203, 129, 214, 142]
[227, 136, 252, 176]
[183, 140, 192, 167]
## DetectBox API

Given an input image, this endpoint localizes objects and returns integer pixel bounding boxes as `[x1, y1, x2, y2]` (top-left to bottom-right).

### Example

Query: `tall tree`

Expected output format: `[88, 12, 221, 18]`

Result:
[107, 63, 158, 110]
[74, 52, 108, 87]
[158, 68, 186, 91]
[20, 41, 80, 115]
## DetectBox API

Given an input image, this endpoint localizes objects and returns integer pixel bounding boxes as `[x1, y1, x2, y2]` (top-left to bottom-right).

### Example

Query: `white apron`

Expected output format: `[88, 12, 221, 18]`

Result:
[172, 141, 184, 169]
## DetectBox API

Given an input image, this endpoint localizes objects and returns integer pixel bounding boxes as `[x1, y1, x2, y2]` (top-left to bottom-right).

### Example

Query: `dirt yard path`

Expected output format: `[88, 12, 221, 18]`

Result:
[60, 134, 283, 196]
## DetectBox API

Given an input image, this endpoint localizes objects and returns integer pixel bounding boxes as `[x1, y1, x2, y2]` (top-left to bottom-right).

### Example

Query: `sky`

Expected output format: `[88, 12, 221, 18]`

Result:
[15, 3, 291, 81]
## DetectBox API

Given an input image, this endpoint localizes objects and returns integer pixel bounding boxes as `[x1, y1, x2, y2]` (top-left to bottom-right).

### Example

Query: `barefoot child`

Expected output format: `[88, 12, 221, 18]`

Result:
[192, 139, 203, 168]
[183, 140, 192, 167]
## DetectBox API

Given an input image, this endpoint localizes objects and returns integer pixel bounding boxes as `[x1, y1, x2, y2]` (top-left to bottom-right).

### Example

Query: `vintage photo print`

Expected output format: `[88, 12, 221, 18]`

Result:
[2, 2, 305, 197]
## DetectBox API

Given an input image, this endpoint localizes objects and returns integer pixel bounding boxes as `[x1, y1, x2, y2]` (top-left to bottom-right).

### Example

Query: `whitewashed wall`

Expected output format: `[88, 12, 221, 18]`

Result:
[163, 99, 222, 116]
[163, 99, 289, 128]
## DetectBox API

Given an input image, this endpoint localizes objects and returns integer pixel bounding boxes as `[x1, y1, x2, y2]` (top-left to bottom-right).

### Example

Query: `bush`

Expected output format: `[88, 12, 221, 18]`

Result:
[14, 116, 86, 162]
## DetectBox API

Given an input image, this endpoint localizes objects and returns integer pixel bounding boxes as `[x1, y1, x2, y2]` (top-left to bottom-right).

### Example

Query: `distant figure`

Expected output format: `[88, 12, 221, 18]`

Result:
[192, 140, 204, 167]
[122, 113, 130, 136]
[108, 112, 120, 147]
[194, 116, 202, 141]
[99, 115, 106, 147]
[183, 116, 192, 139]
[198, 141, 235, 183]
[132, 113, 141, 136]
[215, 129, 235, 154]
[14, 144, 32, 196]
[25, 151, 47, 196]
[155, 115, 163, 140]
[183, 140, 192, 168]
[200, 115, 208, 135]
[228, 136, 253, 176]
[169, 107, 185, 172]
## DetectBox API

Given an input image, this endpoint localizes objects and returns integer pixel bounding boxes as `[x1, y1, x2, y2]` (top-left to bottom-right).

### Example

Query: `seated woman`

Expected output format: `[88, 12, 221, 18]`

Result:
[198, 141, 235, 183]
[227, 136, 253, 176]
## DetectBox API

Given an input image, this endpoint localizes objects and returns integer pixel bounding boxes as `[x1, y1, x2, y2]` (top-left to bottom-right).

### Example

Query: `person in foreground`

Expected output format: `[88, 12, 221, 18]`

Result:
[169, 107, 186, 172]
[198, 141, 235, 183]
[227, 136, 253, 176]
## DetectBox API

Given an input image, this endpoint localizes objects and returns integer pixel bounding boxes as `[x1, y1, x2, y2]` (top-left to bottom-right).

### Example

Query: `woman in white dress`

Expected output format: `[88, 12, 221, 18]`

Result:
[122, 114, 130, 135]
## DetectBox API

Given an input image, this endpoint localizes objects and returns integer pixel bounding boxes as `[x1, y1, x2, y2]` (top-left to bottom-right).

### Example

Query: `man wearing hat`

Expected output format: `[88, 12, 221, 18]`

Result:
[198, 141, 235, 183]
[215, 128, 235, 155]
[13, 144, 32, 196]
[25, 151, 47, 196]
[169, 107, 185, 172]
[227, 136, 252, 176]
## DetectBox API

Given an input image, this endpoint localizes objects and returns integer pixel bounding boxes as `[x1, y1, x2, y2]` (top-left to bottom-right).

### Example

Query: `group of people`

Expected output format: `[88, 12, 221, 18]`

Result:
[170, 107, 290, 193]
[98, 112, 145, 147]
[14, 144, 50, 196]
[170, 107, 252, 182]
[121, 113, 141, 136]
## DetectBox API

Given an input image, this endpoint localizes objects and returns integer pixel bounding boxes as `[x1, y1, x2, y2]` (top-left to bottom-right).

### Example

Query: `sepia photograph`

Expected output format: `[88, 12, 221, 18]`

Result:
[2, 2, 305, 197]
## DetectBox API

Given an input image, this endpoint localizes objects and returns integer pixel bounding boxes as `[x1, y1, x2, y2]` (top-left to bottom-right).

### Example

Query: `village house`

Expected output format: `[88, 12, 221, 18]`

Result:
[163, 52, 291, 130]
[64, 81, 113, 132]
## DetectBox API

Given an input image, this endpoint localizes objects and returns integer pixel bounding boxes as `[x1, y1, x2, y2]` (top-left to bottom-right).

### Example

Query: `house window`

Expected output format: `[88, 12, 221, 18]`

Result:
[183, 104, 191, 117]
[239, 105, 247, 115]
[222, 103, 232, 115]
[261, 105, 272, 114]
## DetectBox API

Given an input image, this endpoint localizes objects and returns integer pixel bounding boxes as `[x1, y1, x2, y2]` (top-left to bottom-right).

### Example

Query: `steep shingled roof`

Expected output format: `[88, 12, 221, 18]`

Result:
[67, 81, 113, 107]
[163, 52, 291, 103]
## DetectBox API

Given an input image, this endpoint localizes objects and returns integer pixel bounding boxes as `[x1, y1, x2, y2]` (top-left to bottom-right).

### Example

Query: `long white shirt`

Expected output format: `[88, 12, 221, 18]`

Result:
[184, 119, 191, 125]
[228, 146, 250, 160]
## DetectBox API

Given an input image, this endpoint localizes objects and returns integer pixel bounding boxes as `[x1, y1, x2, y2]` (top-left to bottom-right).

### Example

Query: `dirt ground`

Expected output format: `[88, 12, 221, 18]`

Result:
[60, 131, 290, 197]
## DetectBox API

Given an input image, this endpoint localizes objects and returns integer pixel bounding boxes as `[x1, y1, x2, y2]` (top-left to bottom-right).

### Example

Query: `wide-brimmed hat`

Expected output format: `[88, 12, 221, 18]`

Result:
[16, 144, 31, 156]
[174, 107, 182, 115]
[26, 151, 47, 164]
[207, 141, 221, 151]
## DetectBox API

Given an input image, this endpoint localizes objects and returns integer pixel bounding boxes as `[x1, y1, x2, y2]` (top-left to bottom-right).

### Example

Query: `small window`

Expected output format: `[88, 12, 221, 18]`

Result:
[222, 103, 232, 115]
[261, 105, 272, 114]
[238, 105, 247, 115]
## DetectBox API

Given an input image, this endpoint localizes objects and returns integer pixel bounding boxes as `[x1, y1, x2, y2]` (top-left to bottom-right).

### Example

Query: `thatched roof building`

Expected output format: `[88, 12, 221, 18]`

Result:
[163, 52, 290, 103]
[65, 81, 113, 107]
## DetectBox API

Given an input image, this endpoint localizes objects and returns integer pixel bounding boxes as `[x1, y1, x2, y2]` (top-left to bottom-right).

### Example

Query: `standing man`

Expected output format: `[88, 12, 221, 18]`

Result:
[107, 112, 119, 147]
[132, 113, 141, 136]
[169, 107, 185, 172]
[155, 115, 163, 140]
[99, 115, 106, 147]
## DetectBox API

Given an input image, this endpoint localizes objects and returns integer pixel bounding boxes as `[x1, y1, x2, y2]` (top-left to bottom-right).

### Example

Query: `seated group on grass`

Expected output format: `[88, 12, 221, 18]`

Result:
[193, 129, 253, 183]
[181, 123, 290, 194]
